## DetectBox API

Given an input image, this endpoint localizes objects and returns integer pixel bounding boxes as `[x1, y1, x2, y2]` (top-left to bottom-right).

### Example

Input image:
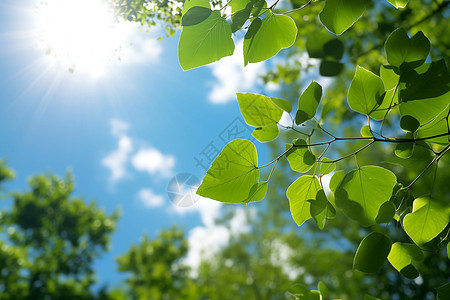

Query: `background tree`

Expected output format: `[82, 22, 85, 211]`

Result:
[0, 160, 119, 300]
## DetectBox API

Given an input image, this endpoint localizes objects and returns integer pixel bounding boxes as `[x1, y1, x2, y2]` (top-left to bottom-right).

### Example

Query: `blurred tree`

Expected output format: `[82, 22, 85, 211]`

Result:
[0, 161, 120, 300]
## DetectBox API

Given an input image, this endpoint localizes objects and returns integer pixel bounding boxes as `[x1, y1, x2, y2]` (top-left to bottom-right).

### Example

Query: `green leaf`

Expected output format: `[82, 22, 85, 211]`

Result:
[436, 282, 450, 300]
[385, 28, 430, 68]
[270, 97, 293, 113]
[387, 242, 423, 279]
[182, 0, 210, 14]
[237, 93, 284, 127]
[179, 11, 235, 70]
[399, 115, 420, 133]
[375, 201, 396, 224]
[380, 65, 400, 90]
[319, 157, 335, 175]
[360, 125, 372, 137]
[286, 175, 321, 226]
[319, 0, 365, 35]
[309, 189, 329, 229]
[286, 141, 316, 173]
[329, 170, 345, 192]
[403, 197, 450, 245]
[228, 0, 252, 13]
[181, 6, 212, 26]
[197, 139, 259, 203]
[318, 281, 329, 298]
[395, 133, 415, 158]
[287, 283, 310, 297]
[335, 166, 397, 227]
[231, 3, 253, 33]
[386, 0, 408, 8]
[320, 60, 344, 77]
[354, 232, 392, 273]
[306, 31, 344, 60]
[252, 124, 279, 142]
[348, 66, 387, 120]
[448, 242, 450, 260]
[417, 104, 450, 145]
[244, 182, 268, 203]
[295, 81, 322, 124]
[243, 13, 297, 66]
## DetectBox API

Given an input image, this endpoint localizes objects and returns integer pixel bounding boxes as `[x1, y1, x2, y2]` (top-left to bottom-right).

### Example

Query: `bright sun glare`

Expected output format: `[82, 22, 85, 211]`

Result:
[37, 0, 125, 78]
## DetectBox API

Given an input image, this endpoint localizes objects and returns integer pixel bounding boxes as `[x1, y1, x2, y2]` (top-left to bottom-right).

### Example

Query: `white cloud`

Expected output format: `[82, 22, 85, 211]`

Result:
[102, 135, 133, 182]
[208, 40, 266, 104]
[110, 119, 130, 137]
[137, 188, 164, 207]
[131, 147, 175, 178]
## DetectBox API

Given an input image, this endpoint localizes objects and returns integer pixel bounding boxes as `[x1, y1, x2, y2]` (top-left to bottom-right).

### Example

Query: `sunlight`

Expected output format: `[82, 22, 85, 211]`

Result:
[36, 0, 124, 78]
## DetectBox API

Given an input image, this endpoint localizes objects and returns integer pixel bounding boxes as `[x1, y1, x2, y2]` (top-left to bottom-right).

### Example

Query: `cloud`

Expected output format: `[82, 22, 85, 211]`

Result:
[207, 40, 266, 104]
[131, 147, 176, 178]
[102, 135, 133, 182]
[137, 188, 164, 207]
[110, 119, 130, 137]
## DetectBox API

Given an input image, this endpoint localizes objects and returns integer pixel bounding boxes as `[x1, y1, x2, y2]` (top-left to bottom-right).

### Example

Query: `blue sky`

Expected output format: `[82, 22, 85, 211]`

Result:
[0, 0, 282, 287]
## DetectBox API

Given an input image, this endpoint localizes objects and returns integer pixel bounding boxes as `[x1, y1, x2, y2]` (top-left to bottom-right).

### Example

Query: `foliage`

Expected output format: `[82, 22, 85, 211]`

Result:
[0, 163, 119, 300]
[133, 0, 450, 298]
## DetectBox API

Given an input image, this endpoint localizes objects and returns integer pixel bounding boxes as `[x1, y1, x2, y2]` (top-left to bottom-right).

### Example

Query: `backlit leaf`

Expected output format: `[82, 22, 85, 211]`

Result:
[319, 157, 335, 175]
[354, 232, 392, 273]
[179, 11, 234, 70]
[286, 141, 316, 173]
[243, 13, 297, 66]
[296, 81, 322, 124]
[348, 66, 387, 120]
[319, 0, 365, 35]
[385, 28, 430, 68]
[375, 201, 396, 224]
[286, 175, 321, 226]
[335, 166, 397, 227]
[403, 197, 450, 245]
[181, 6, 212, 26]
[386, 0, 408, 8]
[387, 242, 423, 279]
[197, 139, 259, 203]
[244, 182, 268, 203]
[252, 124, 279, 142]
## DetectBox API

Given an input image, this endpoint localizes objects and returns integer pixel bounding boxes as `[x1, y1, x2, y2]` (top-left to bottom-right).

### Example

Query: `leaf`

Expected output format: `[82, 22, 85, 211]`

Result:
[386, 0, 408, 8]
[306, 31, 344, 60]
[319, 157, 335, 175]
[348, 66, 387, 120]
[231, 3, 253, 33]
[243, 13, 297, 66]
[329, 170, 344, 192]
[286, 175, 321, 226]
[375, 201, 396, 224]
[319, 0, 365, 35]
[295, 81, 322, 124]
[385, 28, 430, 68]
[270, 97, 293, 113]
[403, 197, 450, 245]
[380, 65, 400, 90]
[335, 166, 397, 227]
[237, 93, 284, 127]
[320, 60, 344, 77]
[182, 0, 210, 14]
[448, 242, 450, 260]
[318, 281, 329, 298]
[360, 125, 372, 137]
[252, 124, 279, 142]
[287, 283, 310, 297]
[244, 182, 268, 203]
[197, 139, 259, 203]
[387, 242, 423, 279]
[228, 0, 252, 13]
[179, 11, 235, 70]
[354, 232, 392, 273]
[181, 6, 212, 26]
[416, 104, 450, 145]
[286, 141, 316, 173]
[309, 189, 329, 229]
[436, 282, 450, 300]
[395, 133, 415, 158]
